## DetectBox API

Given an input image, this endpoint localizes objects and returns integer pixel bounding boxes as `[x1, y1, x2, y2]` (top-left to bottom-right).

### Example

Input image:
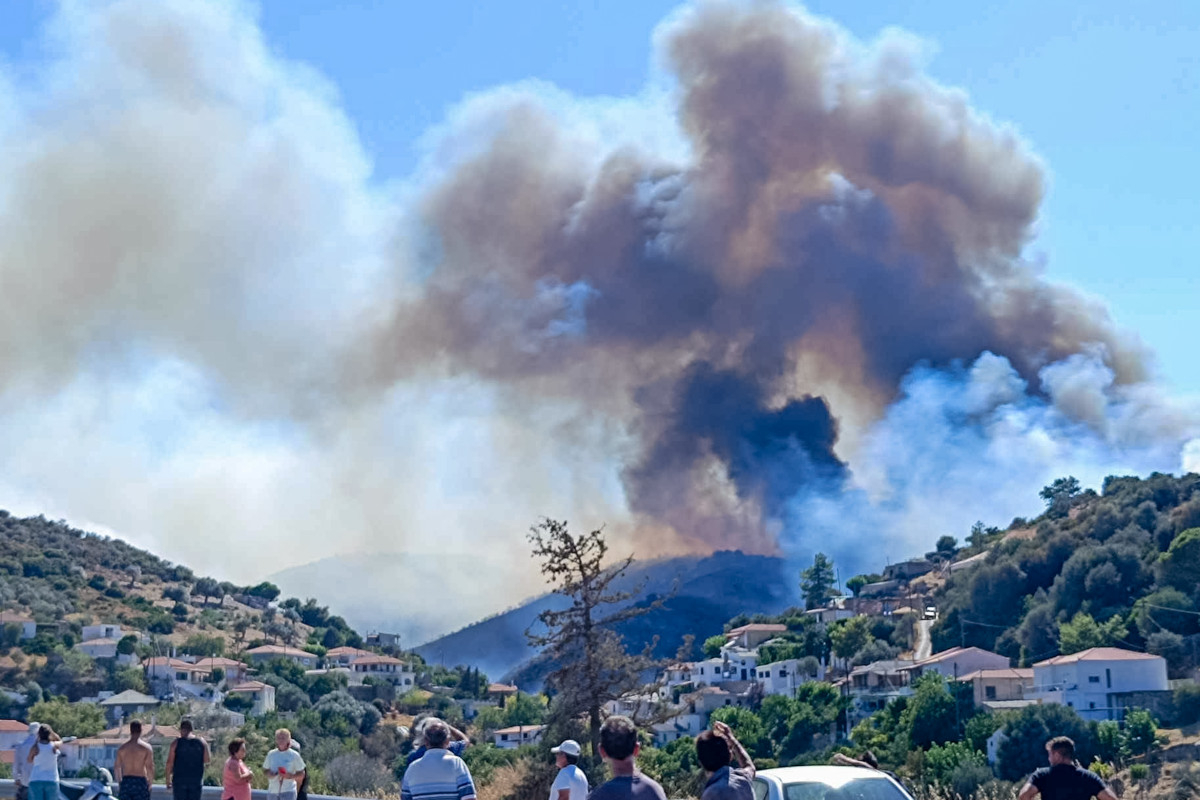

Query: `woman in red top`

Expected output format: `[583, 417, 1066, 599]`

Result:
[223, 739, 254, 800]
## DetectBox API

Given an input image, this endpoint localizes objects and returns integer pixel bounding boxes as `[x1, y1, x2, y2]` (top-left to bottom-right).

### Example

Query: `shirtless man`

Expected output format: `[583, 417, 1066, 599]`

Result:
[114, 721, 155, 800]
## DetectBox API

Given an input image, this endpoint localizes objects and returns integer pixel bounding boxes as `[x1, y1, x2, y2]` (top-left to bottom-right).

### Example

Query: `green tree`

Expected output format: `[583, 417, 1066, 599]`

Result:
[526, 519, 657, 758]
[247, 582, 282, 601]
[181, 633, 226, 657]
[801, 553, 836, 610]
[1058, 612, 1128, 654]
[1157, 528, 1200, 594]
[927, 536, 959, 563]
[28, 698, 106, 737]
[1040, 477, 1082, 516]
[923, 741, 987, 785]
[1122, 709, 1157, 758]
[996, 704, 1093, 782]
[702, 634, 727, 658]
[472, 706, 507, 735]
[503, 692, 545, 727]
[901, 674, 959, 750]
[829, 617, 872, 664]
[846, 575, 870, 597]
[116, 634, 139, 656]
[193, 577, 220, 606]
[709, 707, 768, 758]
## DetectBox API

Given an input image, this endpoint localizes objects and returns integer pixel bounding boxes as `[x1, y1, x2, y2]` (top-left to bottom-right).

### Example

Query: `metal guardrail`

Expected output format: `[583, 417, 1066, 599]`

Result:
[0, 781, 351, 800]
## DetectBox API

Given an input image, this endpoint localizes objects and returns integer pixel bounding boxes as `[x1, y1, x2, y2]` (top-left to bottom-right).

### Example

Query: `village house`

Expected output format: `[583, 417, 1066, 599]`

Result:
[1030, 647, 1169, 721]
[0, 612, 37, 640]
[61, 724, 181, 775]
[725, 623, 788, 650]
[901, 647, 1010, 682]
[244, 644, 317, 668]
[840, 659, 914, 728]
[662, 663, 694, 691]
[365, 632, 400, 649]
[0, 718, 29, 752]
[492, 725, 545, 749]
[349, 654, 414, 687]
[805, 606, 857, 626]
[98, 690, 160, 725]
[326, 646, 375, 666]
[487, 683, 519, 707]
[958, 668, 1035, 707]
[226, 681, 276, 715]
[755, 659, 817, 696]
[81, 624, 140, 643]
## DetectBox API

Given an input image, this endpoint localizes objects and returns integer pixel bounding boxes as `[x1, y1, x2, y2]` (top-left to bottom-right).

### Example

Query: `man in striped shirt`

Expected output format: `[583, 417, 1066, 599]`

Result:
[402, 720, 477, 800]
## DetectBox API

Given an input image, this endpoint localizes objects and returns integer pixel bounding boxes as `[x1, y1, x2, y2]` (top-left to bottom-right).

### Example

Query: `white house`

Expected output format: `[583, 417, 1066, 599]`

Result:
[725, 624, 787, 650]
[902, 647, 1010, 682]
[99, 690, 160, 725]
[76, 638, 120, 660]
[720, 646, 760, 682]
[244, 645, 317, 668]
[1031, 647, 1169, 721]
[0, 612, 37, 640]
[326, 647, 375, 666]
[805, 607, 856, 626]
[662, 663, 695, 689]
[349, 655, 414, 687]
[493, 725, 545, 749]
[0, 718, 29, 752]
[81, 624, 140, 643]
[755, 659, 816, 696]
[227, 681, 276, 715]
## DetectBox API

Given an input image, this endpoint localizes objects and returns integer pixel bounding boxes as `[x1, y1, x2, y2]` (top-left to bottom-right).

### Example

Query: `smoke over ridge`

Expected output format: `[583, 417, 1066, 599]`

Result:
[0, 0, 1196, 599]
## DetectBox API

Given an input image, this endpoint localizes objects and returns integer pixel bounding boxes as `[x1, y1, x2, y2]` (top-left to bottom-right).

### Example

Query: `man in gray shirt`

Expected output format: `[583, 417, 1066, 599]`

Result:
[587, 716, 667, 800]
[696, 721, 755, 800]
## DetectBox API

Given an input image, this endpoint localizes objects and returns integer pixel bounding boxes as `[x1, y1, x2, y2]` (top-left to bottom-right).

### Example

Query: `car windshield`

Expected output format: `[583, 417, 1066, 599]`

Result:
[783, 778, 907, 800]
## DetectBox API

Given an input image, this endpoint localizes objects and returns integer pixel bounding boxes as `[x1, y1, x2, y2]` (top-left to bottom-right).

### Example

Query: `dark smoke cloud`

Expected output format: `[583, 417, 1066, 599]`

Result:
[383, 1, 1154, 551]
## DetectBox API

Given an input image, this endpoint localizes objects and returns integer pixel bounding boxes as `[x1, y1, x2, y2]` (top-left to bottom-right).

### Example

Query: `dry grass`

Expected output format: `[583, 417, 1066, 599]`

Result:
[477, 762, 530, 800]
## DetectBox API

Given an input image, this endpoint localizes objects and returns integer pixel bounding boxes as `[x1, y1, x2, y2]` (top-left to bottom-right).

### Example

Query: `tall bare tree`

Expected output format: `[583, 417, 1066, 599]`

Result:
[526, 519, 659, 759]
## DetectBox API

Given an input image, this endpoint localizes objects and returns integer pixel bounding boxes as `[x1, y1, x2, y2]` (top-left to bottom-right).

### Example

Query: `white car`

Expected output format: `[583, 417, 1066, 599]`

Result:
[752, 766, 913, 800]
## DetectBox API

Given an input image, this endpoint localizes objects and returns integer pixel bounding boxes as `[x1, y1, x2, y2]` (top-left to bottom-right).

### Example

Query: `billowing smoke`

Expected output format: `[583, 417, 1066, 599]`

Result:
[0, 0, 1196, 610]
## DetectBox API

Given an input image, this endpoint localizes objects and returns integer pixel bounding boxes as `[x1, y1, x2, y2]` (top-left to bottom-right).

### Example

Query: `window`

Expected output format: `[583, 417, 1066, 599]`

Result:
[985, 686, 997, 700]
[1106, 668, 1112, 689]
[1088, 676, 1100, 684]
[753, 780, 770, 800]
[1089, 702, 1096, 709]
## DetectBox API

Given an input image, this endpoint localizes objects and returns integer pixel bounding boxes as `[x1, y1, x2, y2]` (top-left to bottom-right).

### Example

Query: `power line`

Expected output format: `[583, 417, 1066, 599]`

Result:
[1141, 602, 1200, 616]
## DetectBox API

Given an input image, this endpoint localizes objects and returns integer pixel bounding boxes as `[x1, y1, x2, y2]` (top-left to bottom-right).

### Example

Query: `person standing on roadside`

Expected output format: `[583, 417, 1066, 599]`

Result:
[1018, 737, 1118, 800]
[114, 720, 155, 800]
[166, 719, 211, 800]
[696, 721, 755, 800]
[401, 719, 477, 800]
[587, 716, 667, 800]
[263, 729, 307, 800]
[25, 723, 62, 800]
[223, 739, 254, 800]
[549, 740, 589, 800]
[13, 722, 41, 800]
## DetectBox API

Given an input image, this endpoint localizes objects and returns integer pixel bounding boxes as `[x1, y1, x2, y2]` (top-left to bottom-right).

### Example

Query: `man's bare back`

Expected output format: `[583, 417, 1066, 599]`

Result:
[115, 739, 155, 784]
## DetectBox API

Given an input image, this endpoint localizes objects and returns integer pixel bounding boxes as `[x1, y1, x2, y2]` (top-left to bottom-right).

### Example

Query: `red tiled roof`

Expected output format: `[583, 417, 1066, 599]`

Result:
[958, 668, 1034, 681]
[1035, 647, 1162, 666]
[727, 624, 787, 636]
[350, 655, 406, 666]
[0, 719, 30, 732]
[229, 681, 271, 692]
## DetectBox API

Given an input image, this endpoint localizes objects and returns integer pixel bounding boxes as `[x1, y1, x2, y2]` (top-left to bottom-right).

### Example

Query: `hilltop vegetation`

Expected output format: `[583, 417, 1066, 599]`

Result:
[929, 472, 1200, 673]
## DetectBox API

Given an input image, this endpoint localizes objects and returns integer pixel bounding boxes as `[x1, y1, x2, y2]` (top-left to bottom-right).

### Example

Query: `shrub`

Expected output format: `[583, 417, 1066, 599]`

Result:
[1129, 764, 1149, 782]
[1174, 684, 1200, 726]
[323, 754, 395, 796]
[950, 762, 997, 800]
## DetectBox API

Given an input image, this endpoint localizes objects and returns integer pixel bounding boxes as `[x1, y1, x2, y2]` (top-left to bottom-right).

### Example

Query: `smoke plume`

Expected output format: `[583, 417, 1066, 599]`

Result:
[0, 0, 1196, 609]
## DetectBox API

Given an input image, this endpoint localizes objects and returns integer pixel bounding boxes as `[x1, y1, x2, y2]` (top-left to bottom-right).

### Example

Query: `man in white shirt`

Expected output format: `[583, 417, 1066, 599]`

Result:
[13, 723, 41, 800]
[262, 729, 306, 800]
[549, 740, 588, 800]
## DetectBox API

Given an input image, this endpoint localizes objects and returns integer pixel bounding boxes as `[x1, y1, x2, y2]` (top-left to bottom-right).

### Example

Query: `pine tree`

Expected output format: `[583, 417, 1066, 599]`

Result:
[526, 519, 658, 758]
[800, 553, 836, 610]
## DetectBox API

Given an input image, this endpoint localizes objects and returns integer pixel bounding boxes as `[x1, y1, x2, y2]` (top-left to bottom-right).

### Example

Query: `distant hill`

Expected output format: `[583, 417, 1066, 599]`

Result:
[414, 550, 797, 683]
[268, 552, 523, 647]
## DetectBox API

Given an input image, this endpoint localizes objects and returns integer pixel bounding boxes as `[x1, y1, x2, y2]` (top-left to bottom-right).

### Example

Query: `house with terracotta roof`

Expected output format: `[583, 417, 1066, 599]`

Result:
[1030, 647, 1168, 721]
[326, 646, 375, 666]
[957, 668, 1034, 707]
[226, 681, 276, 715]
[349, 654, 414, 687]
[901, 646, 1010, 681]
[0, 718, 29, 752]
[244, 644, 317, 668]
[0, 612, 37, 640]
[725, 624, 788, 650]
[61, 723, 182, 774]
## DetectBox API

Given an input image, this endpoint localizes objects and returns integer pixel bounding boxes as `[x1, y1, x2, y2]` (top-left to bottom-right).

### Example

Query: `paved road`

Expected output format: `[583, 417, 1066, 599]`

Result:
[914, 618, 933, 660]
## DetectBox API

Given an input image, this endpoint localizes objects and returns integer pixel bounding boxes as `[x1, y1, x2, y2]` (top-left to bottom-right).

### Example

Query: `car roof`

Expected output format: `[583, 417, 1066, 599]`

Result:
[757, 766, 894, 787]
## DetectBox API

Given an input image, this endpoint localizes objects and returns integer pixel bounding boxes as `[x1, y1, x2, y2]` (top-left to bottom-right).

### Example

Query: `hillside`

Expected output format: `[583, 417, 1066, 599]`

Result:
[928, 472, 1200, 674]
[415, 550, 797, 682]
[0, 511, 361, 698]
[268, 552, 516, 646]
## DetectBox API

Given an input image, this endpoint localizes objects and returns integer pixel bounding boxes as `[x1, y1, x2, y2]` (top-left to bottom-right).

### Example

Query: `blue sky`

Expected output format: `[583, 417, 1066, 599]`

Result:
[3, 0, 1196, 391]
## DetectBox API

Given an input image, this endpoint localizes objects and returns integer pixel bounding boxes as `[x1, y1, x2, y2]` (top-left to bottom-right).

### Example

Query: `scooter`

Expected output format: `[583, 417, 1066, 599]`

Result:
[60, 768, 115, 800]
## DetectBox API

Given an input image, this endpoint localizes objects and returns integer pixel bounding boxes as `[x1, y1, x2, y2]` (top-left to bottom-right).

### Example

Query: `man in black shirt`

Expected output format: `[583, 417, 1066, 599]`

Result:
[1018, 737, 1117, 800]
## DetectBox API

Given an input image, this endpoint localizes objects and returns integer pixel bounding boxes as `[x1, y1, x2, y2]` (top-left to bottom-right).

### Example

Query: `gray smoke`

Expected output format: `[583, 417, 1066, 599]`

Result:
[0, 0, 1193, 592]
